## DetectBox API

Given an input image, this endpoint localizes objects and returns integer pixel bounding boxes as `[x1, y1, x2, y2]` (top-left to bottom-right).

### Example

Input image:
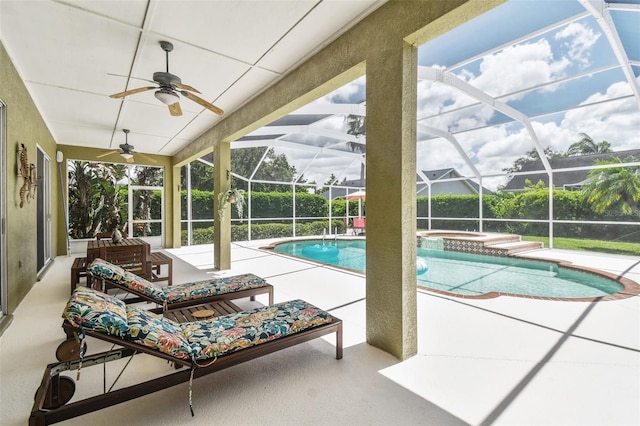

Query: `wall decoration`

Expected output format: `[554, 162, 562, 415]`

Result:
[17, 143, 36, 208]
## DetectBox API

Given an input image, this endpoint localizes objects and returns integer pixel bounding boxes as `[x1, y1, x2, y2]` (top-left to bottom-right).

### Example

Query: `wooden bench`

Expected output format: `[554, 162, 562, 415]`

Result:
[149, 251, 173, 286]
[70, 257, 87, 294]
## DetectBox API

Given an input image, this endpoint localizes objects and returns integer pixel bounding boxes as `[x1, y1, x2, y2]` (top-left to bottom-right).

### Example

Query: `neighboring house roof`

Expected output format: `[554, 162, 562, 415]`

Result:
[417, 168, 492, 196]
[320, 178, 365, 200]
[503, 149, 640, 191]
[321, 169, 493, 199]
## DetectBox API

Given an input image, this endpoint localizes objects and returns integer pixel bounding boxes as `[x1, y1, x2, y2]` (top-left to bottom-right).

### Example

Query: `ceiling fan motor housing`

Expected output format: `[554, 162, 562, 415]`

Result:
[153, 71, 181, 86]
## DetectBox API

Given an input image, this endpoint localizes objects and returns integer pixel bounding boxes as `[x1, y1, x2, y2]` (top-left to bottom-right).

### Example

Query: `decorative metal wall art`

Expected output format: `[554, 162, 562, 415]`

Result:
[17, 143, 36, 208]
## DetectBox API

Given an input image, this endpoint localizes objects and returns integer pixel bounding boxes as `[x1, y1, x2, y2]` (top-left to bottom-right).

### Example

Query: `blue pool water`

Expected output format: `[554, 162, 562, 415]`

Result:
[272, 239, 624, 299]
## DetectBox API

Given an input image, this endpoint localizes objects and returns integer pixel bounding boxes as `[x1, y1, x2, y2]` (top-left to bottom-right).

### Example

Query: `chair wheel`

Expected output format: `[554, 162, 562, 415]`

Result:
[42, 375, 75, 409]
[55, 338, 86, 361]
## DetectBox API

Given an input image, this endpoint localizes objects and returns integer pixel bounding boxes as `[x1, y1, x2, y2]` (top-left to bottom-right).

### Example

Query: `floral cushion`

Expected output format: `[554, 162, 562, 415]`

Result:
[88, 258, 166, 303]
[162, 273, 268, 304]
[125, 306, 193, 360]
[62, 287, 129, 336]
[87, 258, 127, 280]
[181, 299, 334, 361]
[62, 289, 334, 363]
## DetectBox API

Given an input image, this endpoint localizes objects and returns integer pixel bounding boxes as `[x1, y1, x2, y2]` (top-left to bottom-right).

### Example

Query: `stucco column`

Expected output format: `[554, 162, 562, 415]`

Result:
[214, 141, 231, 270]
[171, 165, 181, 248]
[365, 41, 417, 359]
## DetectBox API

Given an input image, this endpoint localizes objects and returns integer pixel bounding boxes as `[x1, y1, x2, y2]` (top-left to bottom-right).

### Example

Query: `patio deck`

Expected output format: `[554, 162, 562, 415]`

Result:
[1, 240, 638, 425]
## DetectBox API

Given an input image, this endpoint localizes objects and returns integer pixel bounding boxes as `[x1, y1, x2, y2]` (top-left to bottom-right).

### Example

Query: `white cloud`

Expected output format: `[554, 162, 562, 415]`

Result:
[554, 22, 600, 68]
[319, 76, 366, 104]
[471, 39, 569, 97]
[561, 79, 640, 150]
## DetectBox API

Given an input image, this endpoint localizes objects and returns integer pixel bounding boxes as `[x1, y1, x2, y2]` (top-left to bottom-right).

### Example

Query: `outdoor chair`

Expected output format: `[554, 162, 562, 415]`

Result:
[102, 243, 149, 279]
[353, 217, 366, 235]
[30, 286, 342, 425]
[87, 258, 274, 310]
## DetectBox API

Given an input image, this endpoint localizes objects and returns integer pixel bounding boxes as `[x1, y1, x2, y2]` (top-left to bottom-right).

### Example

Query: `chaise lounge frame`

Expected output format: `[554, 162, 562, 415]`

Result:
[30, 313, 342, 425]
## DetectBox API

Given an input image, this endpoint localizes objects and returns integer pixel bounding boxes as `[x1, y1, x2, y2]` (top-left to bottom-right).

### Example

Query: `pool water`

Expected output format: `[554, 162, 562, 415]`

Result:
[273, 239, 624, 299]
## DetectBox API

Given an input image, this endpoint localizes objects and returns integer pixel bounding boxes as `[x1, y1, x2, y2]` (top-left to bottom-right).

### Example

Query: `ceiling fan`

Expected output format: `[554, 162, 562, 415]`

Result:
[109, 41, 224, 117]
[97, 129, 157, 164]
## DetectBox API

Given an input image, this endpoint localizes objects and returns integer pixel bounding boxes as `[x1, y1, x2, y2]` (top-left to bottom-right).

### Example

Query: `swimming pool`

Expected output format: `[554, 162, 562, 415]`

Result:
[268, 238, 635, 300]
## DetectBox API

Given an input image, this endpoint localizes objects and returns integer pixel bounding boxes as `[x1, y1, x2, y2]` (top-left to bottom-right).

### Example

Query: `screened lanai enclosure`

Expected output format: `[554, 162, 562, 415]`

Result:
[177, 0, 640, 251]
[58, 0, 637, 252]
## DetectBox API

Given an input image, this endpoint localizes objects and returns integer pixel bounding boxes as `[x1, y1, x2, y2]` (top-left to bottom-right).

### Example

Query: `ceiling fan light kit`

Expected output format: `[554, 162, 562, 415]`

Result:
[154, 89, 179, 105]
[109, 40, 223, 117]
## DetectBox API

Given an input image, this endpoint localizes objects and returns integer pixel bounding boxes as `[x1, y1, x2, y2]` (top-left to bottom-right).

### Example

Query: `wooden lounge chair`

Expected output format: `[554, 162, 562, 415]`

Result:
[30, 287, 342, 425]
[87, 258, 274, 309]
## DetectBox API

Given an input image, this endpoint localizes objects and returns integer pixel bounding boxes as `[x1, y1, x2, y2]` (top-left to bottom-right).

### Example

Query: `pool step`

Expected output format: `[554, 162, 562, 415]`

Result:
[423, 232, 543, 257]
[484, 240, 544, 255]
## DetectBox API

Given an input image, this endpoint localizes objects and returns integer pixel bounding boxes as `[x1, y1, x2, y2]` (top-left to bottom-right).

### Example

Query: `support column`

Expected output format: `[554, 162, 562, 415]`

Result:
[170, 165, 182, 248]
[214, 141, 231, 270]
[365, 41, 418, 360]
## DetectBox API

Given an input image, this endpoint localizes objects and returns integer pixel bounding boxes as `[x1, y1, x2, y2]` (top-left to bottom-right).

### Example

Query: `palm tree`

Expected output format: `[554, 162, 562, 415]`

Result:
[68, 161, 124, 238]
[581, 156, 640, 214]
[566, 133, 612, 156]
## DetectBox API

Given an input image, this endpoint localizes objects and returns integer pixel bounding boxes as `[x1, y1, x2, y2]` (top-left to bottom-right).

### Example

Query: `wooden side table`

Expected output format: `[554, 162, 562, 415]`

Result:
[149, 252, 173, 286]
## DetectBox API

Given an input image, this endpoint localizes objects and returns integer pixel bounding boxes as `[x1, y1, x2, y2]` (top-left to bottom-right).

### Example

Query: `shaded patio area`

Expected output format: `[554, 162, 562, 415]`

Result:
[2, 241, 637, 425]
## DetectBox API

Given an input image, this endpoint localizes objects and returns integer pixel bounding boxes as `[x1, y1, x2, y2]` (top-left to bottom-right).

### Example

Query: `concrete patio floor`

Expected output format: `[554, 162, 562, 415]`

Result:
[169, 239, 640, 426]
[1, 239, 638, 425]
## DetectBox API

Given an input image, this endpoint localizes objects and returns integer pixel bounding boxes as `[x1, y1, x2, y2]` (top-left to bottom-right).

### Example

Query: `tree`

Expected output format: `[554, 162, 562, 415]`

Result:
[318, 173, 349, 195]
[581, 156, 640, 214]
[344, 114, 366, 138]
[503, 146, 562, 174]
[231, 147, 298, 192]
[181, 158, 214, 191]
[68, 161, 124, 238]
[344, 114, 366, 181]
[566, 133, 612, 157]
[130, 165, 163, 236]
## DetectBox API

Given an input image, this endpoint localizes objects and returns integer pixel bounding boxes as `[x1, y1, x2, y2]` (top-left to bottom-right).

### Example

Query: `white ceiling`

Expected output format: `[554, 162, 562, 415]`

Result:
[0, 0, 385, 158]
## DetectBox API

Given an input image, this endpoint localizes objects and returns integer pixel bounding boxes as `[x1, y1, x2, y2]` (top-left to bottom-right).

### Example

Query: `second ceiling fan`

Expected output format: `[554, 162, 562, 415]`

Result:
[109, 41, 224, 117]
[97, 129, 157, 164]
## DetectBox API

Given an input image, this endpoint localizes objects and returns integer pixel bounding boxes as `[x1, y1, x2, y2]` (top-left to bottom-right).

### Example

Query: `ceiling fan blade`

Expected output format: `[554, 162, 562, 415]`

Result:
[96, 150, 119, 158]
[136, 152, 158, 164]
[107, 73, 156, 85]
[168, 102, 182, 116]
[126, 156, 134, 164]
[173, 81, 201, 94]
[109, 86, 156, 99]
[180, 91, 224, 116]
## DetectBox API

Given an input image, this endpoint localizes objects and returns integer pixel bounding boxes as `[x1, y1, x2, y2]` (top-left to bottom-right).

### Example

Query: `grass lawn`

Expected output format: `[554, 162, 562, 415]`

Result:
[522, 236, 640, 256]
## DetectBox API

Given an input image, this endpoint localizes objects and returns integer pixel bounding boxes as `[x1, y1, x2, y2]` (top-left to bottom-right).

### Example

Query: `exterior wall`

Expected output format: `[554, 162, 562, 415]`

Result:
[431, 180, 476, 195]
[0, 41, 59, 314]
[1, 42, 173, 315]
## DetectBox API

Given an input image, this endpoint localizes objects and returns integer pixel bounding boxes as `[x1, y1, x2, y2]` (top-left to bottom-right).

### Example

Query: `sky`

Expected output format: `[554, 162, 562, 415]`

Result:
[249, 0, 640, 190]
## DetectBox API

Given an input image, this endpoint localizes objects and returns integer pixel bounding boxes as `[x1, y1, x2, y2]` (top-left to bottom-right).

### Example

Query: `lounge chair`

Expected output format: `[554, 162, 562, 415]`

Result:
[87, 258, 274, 309]
[30, 286, 342, 425]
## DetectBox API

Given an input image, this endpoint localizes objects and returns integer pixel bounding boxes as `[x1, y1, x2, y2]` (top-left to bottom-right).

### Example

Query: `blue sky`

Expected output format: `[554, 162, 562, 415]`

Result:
[262, 0, 640, 189]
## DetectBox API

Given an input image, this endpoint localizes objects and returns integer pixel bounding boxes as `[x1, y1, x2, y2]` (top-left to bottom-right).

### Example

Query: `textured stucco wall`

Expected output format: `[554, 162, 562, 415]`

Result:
[0, 41, 59, 314]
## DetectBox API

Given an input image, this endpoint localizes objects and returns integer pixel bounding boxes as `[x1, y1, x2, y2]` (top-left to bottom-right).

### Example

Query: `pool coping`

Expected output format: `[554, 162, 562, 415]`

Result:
[260, 236, 640, 302]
